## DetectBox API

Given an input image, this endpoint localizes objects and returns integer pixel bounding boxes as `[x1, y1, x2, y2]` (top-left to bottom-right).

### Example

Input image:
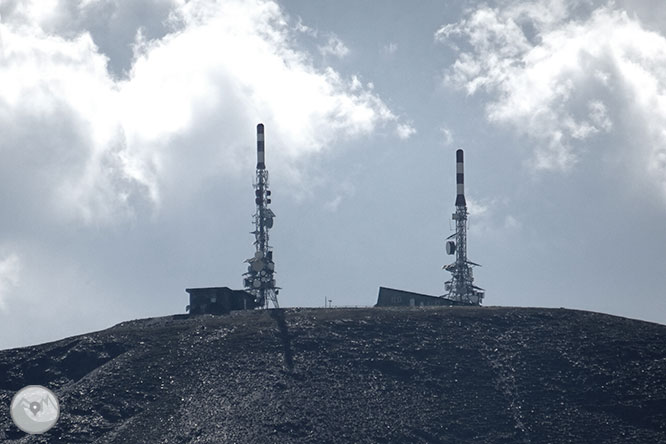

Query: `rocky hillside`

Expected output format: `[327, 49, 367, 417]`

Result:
[1, 307, 665, 443]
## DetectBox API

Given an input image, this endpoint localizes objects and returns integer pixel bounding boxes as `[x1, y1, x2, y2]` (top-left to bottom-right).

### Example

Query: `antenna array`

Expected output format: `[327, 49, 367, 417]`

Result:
[443, 149, 484, 305]
[243, 123, 279, 308]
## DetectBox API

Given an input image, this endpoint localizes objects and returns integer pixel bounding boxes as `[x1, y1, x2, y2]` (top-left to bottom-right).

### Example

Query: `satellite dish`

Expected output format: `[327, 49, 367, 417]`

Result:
[446, 241, 456, 255]
[266, 217, 274, 228]
[253, 280, 261, 288]
[254, 251, 264, 259]
[252, 260, 264, 272]
[267, 262, 274, 271]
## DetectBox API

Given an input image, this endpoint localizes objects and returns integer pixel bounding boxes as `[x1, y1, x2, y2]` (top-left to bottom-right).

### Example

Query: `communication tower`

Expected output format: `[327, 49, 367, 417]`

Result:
[243, 123, 279, 308]
[443, 149, 484, 305]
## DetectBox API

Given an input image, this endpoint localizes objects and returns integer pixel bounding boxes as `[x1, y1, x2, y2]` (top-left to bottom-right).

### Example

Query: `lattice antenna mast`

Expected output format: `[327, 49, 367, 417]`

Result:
[444, 149, 484, 305]
[243, 123, 279, 308]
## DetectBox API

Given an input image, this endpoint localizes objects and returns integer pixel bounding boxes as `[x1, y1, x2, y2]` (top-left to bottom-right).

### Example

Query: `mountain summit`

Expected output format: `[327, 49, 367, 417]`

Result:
[1, 307, 665, 443]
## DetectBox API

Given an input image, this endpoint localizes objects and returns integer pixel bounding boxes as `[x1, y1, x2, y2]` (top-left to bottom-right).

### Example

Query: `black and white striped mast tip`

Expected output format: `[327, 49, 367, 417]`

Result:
[256, 123, 265, 170]
[455, 149, 466, 207]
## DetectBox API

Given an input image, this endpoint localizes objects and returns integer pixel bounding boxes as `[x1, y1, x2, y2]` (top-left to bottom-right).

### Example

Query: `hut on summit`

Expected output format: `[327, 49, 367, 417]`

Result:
[375, 287, 462, 307]
[186, 287, 258, 315]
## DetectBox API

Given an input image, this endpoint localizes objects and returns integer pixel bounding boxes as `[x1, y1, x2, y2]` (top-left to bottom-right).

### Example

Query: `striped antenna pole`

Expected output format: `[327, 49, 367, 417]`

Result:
[256, 123, 265, 170]
[455, 149, 466, 207]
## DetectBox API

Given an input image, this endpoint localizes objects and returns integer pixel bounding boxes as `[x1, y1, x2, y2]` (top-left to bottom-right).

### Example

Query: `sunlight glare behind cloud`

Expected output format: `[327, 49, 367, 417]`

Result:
[0, 0, 409, 224]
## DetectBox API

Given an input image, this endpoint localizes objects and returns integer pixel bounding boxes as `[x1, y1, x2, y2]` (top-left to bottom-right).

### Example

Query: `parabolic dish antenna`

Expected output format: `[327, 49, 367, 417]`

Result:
[446, 241, 456, 255]
[252, 260, 264, 272]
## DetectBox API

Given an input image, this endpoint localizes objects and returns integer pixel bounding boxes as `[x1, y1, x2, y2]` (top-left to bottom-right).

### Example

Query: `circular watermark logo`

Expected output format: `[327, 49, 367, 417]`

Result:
[10, 385, 60, 434]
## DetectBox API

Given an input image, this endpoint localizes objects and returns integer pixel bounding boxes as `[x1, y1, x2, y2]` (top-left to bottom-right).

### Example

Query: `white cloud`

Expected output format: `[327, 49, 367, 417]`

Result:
[382, 42, 398, 56]
[0, 253, 21, 311]
[323, 195, 343, 212]
[0, 0, 182, 77]
[466, 197, 489, 217]
[465, 197, 521, 236]
[323, 181, 356, 212]
[0, 0, 407, 225]
[503, 214, 522, 230]
[396, 122, 416, 140]
[437, 0, 666, 200]
[0, 0, 60, 27]
[294, 16, 317, 37]
[319, 34, 350, 58]
[441, 126, 454, 145]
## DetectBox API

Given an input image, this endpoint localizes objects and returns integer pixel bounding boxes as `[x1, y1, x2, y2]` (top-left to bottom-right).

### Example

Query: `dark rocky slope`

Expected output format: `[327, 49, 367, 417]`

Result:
[1, 307, 665, 443]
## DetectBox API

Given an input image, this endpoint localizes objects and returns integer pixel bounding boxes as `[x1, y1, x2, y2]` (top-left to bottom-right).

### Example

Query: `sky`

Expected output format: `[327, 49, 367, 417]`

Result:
[1, 0, 666, 350]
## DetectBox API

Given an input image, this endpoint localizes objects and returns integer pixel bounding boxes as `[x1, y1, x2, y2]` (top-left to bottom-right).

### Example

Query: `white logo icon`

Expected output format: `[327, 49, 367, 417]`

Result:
[10, 385, 60, 434]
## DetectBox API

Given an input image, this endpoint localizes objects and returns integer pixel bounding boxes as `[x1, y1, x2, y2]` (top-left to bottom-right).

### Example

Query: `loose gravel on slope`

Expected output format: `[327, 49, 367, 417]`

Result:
[1, 307, 665, 443]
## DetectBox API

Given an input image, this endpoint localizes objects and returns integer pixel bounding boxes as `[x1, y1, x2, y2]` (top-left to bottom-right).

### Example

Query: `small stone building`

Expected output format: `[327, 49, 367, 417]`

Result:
[375, 286, 462, 307]
[186, 287, 258, 315]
